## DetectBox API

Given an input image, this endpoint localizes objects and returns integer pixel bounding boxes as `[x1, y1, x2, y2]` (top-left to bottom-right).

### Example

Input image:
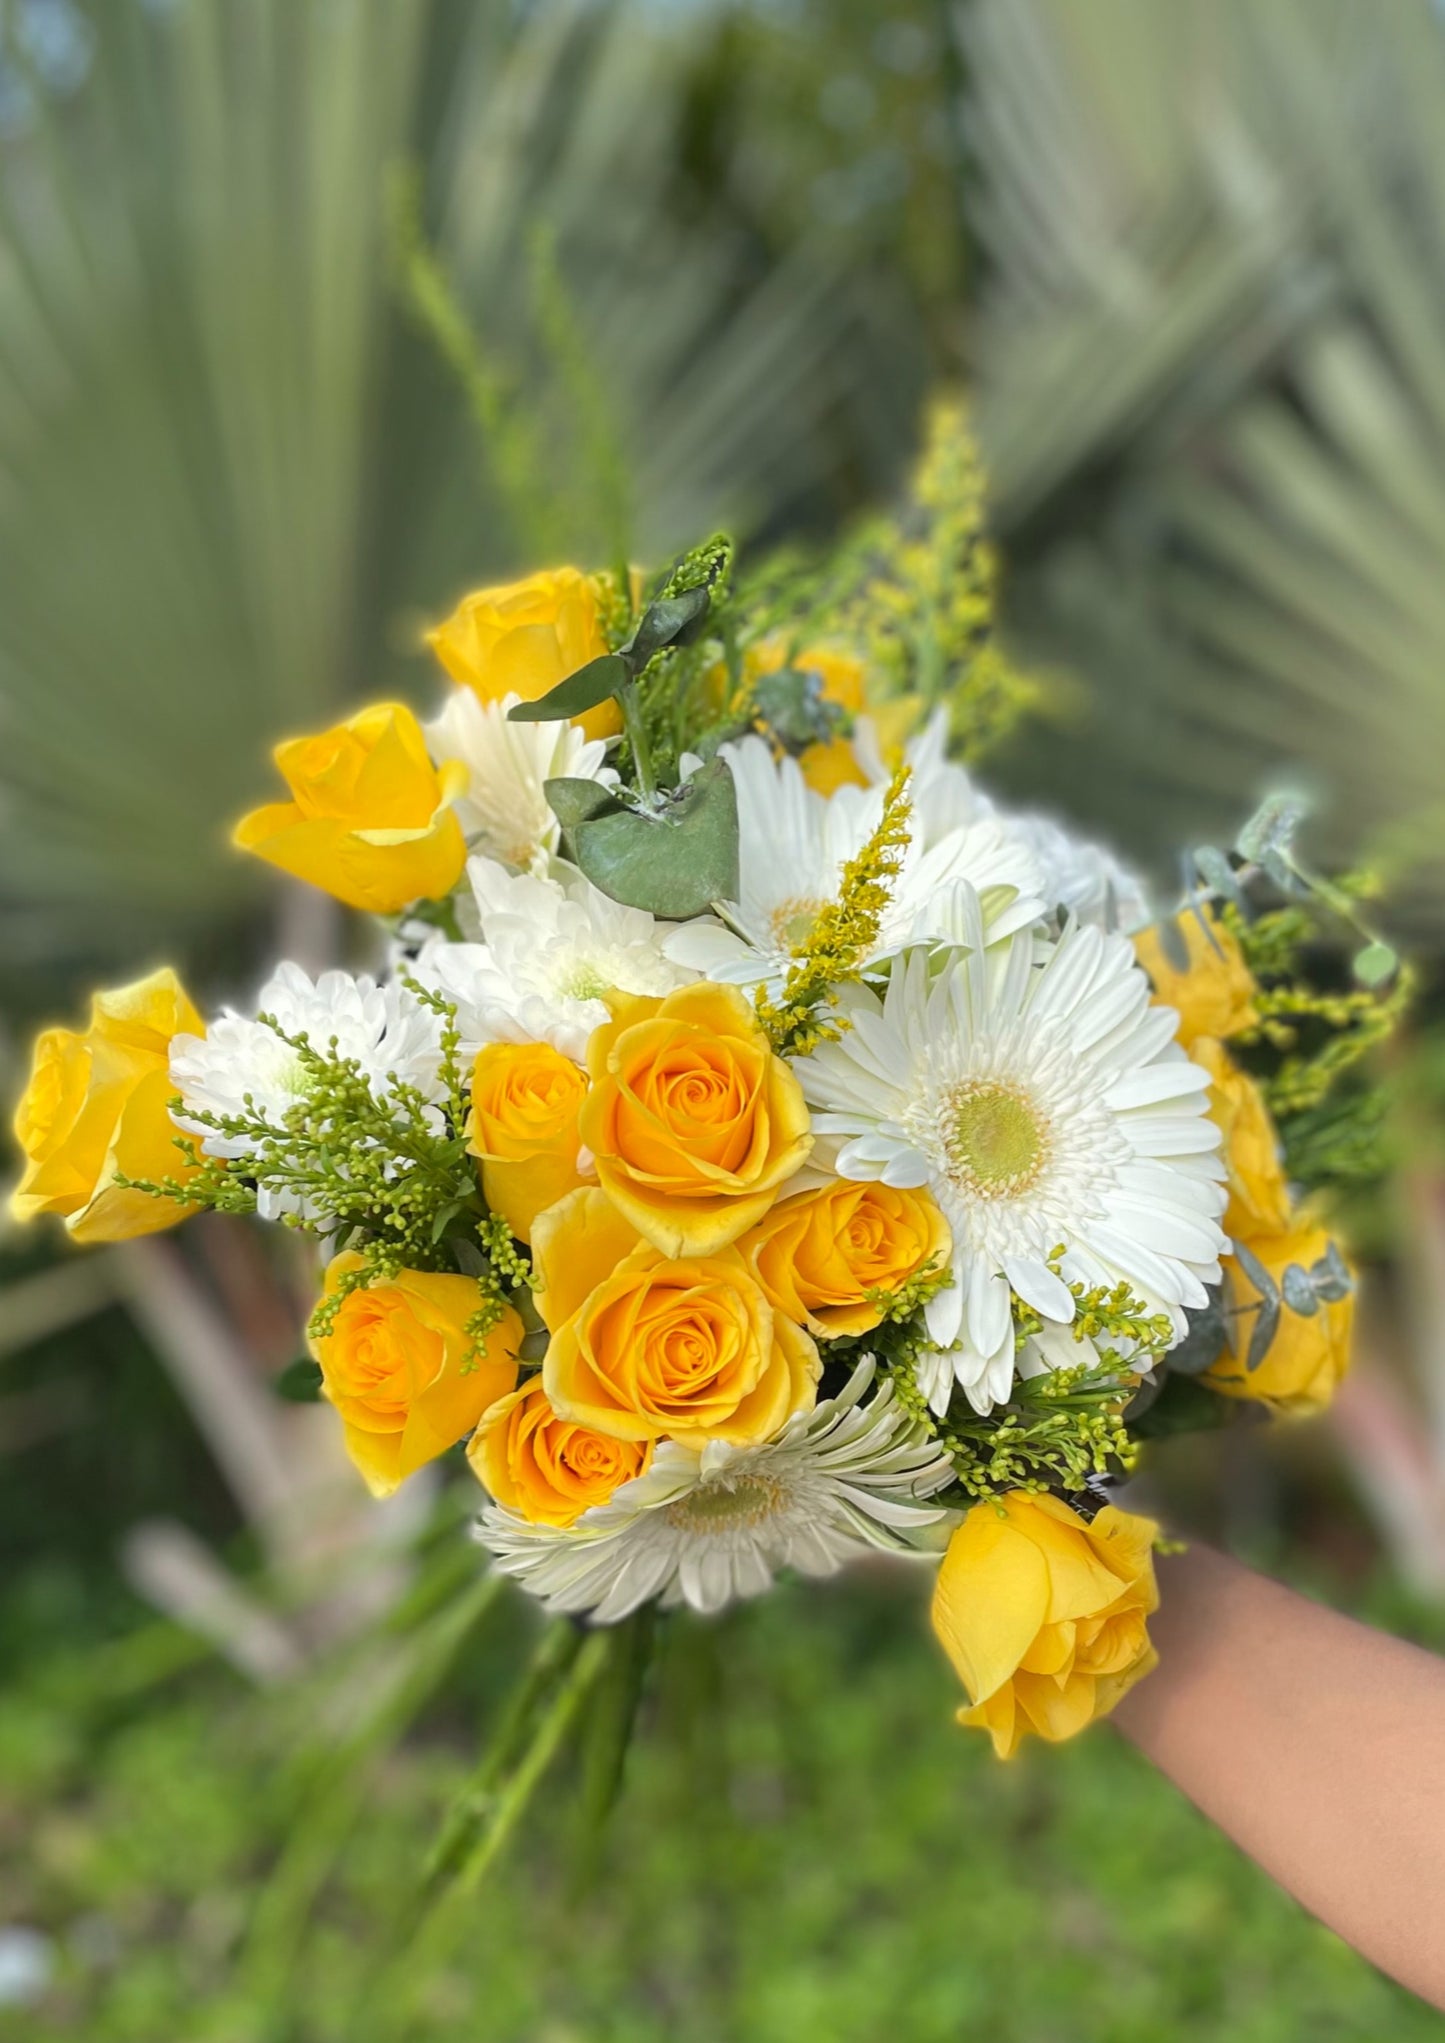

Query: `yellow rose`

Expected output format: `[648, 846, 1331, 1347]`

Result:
[233, 702, 467, 915]
[932, 1492, 1160, 1759]
[311, 1254, 521, 1496]
[1192, 1035, 1290, 1243]
[1205, 1216, 1355, 1415]
[532, 1189, 820, 1448]
[1134, 907, 1258, 1048]
[9, 968, 203, 1243]
[426, 567, 621, 743]
[468, 1375, 652, 1527]
[742, 1179, 952, 1339]
[578, 983, 812, 1259]
[467, 1042, 590, 1245]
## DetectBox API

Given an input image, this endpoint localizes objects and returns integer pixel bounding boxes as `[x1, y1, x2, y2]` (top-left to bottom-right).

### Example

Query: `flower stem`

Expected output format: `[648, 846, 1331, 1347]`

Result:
[615, 675, 659, 805]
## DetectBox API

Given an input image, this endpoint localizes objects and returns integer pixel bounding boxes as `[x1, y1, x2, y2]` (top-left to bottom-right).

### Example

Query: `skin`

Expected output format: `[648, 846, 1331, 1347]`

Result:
[1113, 1544, 1445, 2009]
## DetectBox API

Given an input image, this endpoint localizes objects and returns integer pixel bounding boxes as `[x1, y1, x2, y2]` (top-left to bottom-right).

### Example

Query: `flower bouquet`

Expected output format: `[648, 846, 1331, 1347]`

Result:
[9, 405, 1404, 1887]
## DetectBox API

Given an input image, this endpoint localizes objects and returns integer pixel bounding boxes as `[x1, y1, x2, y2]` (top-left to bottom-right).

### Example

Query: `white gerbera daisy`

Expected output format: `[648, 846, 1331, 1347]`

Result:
[861, 710, 1152, 934]
[423, 688, 615, 874]
[169, 963, 445, 1219]
[798, 890, 1226, 1417]
[661, 734, 1047, 991]
[476, 1359, 955, 1623]
[413, 856, 693, 1064]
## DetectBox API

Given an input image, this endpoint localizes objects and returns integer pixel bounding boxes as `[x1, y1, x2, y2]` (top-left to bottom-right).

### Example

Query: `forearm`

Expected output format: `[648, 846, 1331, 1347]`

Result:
[1113, 1543, 1445, 2007]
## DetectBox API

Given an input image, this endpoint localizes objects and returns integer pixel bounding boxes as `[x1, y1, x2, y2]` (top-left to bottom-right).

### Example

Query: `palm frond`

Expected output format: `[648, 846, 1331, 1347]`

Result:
[961, 0, 1445, 933]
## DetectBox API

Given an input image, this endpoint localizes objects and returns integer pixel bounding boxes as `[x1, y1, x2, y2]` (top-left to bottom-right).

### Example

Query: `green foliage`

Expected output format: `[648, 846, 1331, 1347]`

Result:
[745, 398, 1042, 763]
[1, 1574, 1433, 2043]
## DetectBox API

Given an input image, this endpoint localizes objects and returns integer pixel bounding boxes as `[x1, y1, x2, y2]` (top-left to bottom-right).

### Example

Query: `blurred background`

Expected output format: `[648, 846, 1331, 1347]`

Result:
[3, 0, 1445, 2035]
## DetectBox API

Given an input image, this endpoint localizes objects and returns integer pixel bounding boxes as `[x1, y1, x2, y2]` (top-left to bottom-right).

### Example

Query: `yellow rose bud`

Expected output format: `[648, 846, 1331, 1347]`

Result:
[466, 1042, 590, 1244]
[426, 567, 621, 743]
[579, 983, 812, 1259]
[533, 1188, 820, 1449]
[932, 1492, 1160, 1759]
[1192, 1035, 1290, 1243]
[1205, 1216, 1355, 1415]
[233, 702, 468, 915]
[9, 968, 203, 1243]
[750, 638, 871, 793]
[468, 1375, 652, 1527]
[311, 1254, 521, 1496]
[742, 1179, 952, 1339]
[1134, 907, 1258, 1048]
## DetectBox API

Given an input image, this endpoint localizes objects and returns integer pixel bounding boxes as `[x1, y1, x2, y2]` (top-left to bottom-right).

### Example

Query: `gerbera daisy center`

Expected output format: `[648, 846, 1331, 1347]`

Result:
[769, 896, 830, 952]
[664, 1475, 786, 1531]
[943, 1078, 1050, 1199]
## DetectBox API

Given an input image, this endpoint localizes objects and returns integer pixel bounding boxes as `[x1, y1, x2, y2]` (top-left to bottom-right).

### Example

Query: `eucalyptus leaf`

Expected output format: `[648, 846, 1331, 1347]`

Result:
[1353, 940, 1398, 988]
[1310, 1241, 1355, 1304]
[507, 654, 631, 723]
[274, 1357, 324, 1404]
[1237, 792, 1308, 869]
[545, 777, 624, 832]
[753, 666, 840, 752]
[1280, 1263, 1321, 1317]
[1246, 1292, 1281, 1371]
[1162, 1288, 1228, 1375]
[1192, 844, 1245, 909]
[571, 757, 738, 919]
[1154, 914, 1191, 972]
[625, 586, 712, 665]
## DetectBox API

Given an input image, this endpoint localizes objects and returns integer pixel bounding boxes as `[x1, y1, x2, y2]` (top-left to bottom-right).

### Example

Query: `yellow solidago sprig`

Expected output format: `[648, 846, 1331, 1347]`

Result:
[754, 766, 912, 1058]
[117, 984, 524, 1353]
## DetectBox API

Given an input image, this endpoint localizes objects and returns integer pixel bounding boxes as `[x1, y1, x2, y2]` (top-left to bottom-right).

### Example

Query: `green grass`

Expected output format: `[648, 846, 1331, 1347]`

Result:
[0, 1564, 1440, 2043]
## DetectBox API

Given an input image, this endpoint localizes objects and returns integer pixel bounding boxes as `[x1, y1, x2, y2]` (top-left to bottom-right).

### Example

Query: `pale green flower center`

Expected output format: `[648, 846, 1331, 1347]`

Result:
[665, 1475, 785, 1532]
[769, 896, 829, 952]
[558, 962, 610, 1002]
[944, 1078, 1049, 1198]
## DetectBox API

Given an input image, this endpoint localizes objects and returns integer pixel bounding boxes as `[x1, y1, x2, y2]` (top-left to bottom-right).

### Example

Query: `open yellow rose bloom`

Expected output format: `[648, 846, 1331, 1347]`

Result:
[233, 701, 468, 914]
[9, 968, 203, 1243]
[931, 1493, 1160, 1758]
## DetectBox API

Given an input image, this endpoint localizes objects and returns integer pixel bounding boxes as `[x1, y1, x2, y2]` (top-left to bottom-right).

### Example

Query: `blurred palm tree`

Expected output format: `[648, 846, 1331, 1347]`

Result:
[960, 0, 1445, 941]
[0, 0, 927, 1024]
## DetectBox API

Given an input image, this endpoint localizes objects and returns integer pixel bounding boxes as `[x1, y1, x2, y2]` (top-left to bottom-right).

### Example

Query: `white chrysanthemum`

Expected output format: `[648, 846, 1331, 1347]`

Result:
[423, 689, 615, 874]
[857, 710, 1152, 934]
[477, 1359, 954, 1623]
[413, 857, 693, 1064]
[798, 891, 1226, 1417]
[661, 734, 1047, 990]
[169, 964, 445, 1219]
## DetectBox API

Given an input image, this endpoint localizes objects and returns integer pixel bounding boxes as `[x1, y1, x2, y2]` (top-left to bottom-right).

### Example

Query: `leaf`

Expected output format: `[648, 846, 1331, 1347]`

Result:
[1236, 791, 1309, 868]
[1128, 1373, 1237, 1439]
[1353, 939, 1398, 988]
[753, 666, 840, 752]
[571, 757, 739, 918]
[1191, 844, 1246, 910]
[1163, 1289, 1229, 1374]
[544, 777, 624, 832]
[1280, 1263, 1320, 1316]
[274, 1357, 324, 1404]
[1310, 1241, 1355, 1304]
[1231, 1239, 1283, 1370]
[450, 1238, 490, 1280]
[1155, 914, 1191, 972]
[507, 654, 631, 723]
[625, 586, 712, 665]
